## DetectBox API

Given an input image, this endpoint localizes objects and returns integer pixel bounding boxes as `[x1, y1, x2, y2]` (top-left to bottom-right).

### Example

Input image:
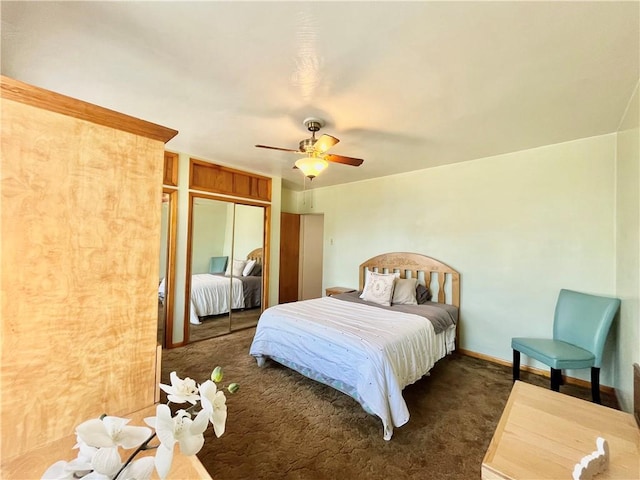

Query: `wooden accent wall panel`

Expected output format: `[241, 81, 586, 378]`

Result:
[190, 158, 271, 202]
[163, 151, 179, 186]
[1, 91, 165, 461]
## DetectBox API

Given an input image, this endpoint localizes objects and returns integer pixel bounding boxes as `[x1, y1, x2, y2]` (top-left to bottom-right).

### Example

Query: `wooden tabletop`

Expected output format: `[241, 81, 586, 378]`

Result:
[482, 381, 640, 480]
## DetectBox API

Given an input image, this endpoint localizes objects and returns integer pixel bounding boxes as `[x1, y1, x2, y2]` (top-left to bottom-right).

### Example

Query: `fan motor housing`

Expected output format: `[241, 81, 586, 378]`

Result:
[299, 137, 317, 152]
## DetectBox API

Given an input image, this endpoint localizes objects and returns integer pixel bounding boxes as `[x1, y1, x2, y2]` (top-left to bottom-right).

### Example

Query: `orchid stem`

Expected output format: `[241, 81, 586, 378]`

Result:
[112, 431, 157, 480]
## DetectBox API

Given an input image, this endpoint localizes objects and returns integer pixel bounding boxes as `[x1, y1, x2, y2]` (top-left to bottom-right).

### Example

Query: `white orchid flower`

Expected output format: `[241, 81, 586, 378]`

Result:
[42, 437, 97, 479]
[199, 380, 228, 437]
[74, 435, 97, 456]
[76, 416, 151, 449]
[78, 472, 111, 480]
[65, 436, 96, 473]
[119, 456, 155, 480]
[41, 461, 74, 480]
[159, 371, 200, 405]
[144, 404, 208, 479]
[90, 446, 122, 477]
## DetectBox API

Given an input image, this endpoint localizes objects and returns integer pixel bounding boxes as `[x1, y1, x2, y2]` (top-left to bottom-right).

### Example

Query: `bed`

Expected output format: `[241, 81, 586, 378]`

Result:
[160, 248, 263, 325]
[249, 252, 460, 440]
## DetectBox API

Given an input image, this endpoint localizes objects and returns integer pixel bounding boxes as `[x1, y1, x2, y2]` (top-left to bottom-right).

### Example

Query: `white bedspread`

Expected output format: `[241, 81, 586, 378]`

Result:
[189, 274, 244, 325]
[249, 296, 454, 440]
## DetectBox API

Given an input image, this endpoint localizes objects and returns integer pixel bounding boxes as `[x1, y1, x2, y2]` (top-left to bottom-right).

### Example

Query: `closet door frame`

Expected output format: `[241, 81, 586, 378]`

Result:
[161, 188, 178, 348]
[183, 191, 270, 344]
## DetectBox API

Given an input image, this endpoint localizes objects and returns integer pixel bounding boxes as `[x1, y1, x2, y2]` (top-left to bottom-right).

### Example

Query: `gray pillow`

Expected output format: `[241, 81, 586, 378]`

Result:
[416, 284, 432, 304]
[249, 263, 262, 276]
[392, 278, 418, 305]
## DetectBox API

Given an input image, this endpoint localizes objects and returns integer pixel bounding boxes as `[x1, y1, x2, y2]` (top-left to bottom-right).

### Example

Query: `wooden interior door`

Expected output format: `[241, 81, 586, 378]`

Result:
[279, 212, 300, 303]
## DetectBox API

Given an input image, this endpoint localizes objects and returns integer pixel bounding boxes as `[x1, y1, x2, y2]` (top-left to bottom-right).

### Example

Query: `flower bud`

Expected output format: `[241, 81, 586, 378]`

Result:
[227, 383, 240, 394]
[211, 366, 223, 383]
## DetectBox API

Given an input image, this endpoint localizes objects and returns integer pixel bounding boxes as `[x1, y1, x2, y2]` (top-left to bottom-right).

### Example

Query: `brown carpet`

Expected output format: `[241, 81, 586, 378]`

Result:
[161, 328, 618, 480]
[189, 308, 261, 342]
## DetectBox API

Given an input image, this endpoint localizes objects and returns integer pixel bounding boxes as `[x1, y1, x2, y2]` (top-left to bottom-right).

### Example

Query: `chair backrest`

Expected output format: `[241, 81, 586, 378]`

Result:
[553, 289, 621, 367]
[209, 256, 229, 274]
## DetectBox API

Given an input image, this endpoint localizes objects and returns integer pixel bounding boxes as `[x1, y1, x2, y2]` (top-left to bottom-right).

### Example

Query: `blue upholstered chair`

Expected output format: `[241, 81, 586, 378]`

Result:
[209, 256, 228, 274]
[511, 289, 620, 404]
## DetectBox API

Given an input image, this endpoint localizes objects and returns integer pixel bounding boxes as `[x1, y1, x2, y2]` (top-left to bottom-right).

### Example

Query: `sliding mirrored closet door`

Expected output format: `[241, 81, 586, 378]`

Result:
[187, 195, 266, 343]
[230, 203, 265, 332]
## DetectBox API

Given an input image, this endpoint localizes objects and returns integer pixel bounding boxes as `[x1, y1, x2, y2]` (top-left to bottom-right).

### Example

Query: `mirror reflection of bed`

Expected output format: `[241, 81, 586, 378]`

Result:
[189, 248, 264, 341]
[187, 196, 265, 343]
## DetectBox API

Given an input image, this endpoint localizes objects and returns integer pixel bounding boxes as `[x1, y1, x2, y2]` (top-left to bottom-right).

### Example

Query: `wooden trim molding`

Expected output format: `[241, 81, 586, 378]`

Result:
[633, 363, 639, 427]
[1, 75, 178, 143]
[458, 349, 617, 396]
[163, 151, 179, 187]
[162, 189, 178, 349]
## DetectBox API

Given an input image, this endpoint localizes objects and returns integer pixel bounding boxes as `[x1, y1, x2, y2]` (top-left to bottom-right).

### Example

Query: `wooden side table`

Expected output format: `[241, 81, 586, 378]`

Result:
[482, 381, 640, 479]
[325, 286, 356, 296]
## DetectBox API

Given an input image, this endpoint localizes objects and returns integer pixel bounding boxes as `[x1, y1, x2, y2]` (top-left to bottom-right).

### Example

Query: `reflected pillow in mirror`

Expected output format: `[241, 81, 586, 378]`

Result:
[243, 259, 256, 276]
[226, 259, 246, 277]
[250, 263, 262, 276]
[392, 277, 418, 305]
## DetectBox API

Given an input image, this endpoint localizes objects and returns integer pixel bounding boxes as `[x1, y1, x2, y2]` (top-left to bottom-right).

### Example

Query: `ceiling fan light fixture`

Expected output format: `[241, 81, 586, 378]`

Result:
[295, 156, 328, 180]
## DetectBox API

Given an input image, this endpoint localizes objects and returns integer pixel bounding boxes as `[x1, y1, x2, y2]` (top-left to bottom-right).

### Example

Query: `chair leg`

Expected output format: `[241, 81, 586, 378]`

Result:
[591, 367, 601, 404]
[512, 350, 520, 382]
[550, 368, 561, 392]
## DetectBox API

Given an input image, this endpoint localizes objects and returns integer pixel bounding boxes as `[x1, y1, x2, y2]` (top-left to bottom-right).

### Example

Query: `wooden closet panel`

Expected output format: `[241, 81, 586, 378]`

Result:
[189, 158, 272, 202]
[163, 151, 179, 186]
[1, 99, 163, 460]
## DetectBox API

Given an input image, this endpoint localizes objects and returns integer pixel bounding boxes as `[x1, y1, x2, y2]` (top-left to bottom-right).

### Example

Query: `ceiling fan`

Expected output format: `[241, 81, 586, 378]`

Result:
[255, 117, 364, 180]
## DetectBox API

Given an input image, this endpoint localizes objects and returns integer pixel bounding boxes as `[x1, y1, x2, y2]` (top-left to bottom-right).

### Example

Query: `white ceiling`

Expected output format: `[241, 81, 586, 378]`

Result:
[2, 1, 638, 191]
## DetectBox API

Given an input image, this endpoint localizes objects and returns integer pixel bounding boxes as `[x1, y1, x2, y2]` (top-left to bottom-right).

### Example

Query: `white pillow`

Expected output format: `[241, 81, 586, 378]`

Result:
[226, 259, 246, 277]
[242, 259, 257, 276]
[360, 270, 399, 298]
[360, 271, 398, 306]
[392, 277, 418, 305]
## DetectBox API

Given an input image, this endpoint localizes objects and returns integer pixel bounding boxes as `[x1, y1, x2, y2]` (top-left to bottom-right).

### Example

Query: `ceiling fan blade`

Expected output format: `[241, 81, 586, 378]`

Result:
[313, 134, 339, 153]
[324, 154, 364, 167]
[255, 144, 301, 153]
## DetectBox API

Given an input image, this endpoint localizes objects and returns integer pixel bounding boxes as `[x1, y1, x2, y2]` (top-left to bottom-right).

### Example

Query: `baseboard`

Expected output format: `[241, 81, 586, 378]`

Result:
[458, 348, 616, 396]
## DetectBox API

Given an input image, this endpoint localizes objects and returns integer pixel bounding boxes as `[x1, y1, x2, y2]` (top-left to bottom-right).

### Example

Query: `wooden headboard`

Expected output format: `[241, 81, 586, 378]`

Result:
[359, 252, 460, 308]
[247, 248, 263, 264]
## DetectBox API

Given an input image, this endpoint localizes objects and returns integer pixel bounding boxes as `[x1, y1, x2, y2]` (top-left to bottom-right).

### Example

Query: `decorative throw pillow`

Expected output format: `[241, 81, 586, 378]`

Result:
[242, 259, 256, 277]
[361, 272, 398, 306]
[416, 284, 432, 304]
[392, 277, 418, 305]
[360, 270, 399, 298]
